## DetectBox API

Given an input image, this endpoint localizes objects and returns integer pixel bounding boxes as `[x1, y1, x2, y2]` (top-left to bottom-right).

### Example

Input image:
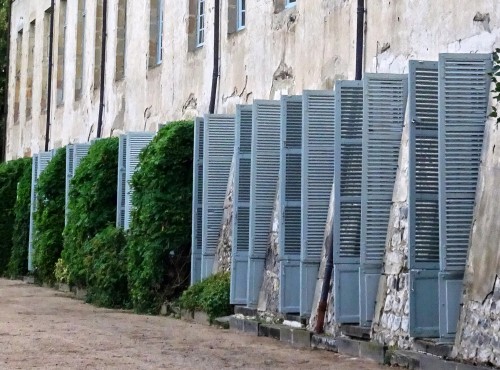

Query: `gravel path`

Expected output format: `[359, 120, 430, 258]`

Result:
[0, 279, 386, 369]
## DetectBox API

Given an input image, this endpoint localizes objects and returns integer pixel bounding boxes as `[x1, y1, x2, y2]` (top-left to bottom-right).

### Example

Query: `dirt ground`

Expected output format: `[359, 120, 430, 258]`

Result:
[0, 279, 387, 369]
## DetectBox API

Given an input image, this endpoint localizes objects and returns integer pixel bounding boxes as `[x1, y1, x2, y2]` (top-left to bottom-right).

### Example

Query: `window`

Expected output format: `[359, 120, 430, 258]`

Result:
[41, 9, 51, 112]
[237, 0, 245, 30]
[286, 0, 296, 7]
[14, 31, 22, 124]
[56, 0, 67, 106]
[197, 0, 205, 46]
[148, 0, 163, 67]
[26, 21, 35, 120]
[94, 0, 103, 90]
[75, 0, 85, 99]
[116, 0, 127, 79]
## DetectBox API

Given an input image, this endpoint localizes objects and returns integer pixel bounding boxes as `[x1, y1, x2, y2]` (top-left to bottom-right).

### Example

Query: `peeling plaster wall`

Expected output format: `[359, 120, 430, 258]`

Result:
[7, 0, 500, 159]
[452, 106, 500, 367]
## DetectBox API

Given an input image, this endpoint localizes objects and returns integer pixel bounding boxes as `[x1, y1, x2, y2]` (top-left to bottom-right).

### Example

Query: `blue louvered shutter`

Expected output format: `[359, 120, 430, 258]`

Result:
[332, 81, 364, 324]
[438, 53, 492, 338]
[28, 151, 54, 272]
[201, 115, 235, 279]
[116, 135, 128, 229]
[360, 74, 408, 325]
[231, 106, 252, 304]
[279, 95, 303, 313]
[407, 60, 440, 338]
[247, 100, 281, 307]
[65, 144, 75, 224]
[124, 132, 155, 230]
[28, 154, 39, 272]
[191, 118, 204, 285]
[65, 143, 90, 225]
[300, 90, 335, 316]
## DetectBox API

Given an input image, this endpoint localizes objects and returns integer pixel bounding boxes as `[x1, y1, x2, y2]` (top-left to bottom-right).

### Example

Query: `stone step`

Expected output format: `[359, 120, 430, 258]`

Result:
[284, 313, 308, 327]
[233, 306, 257, 317]
[413, 338, 453, 358]
[340, 324, 371, 340]
[213, 316, 230, 329]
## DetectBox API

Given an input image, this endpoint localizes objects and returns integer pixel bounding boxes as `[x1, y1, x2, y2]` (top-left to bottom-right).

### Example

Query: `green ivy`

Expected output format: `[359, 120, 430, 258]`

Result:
[85, 226, 129, 308]
[62, 138, 118, 288]
[7, 159, 32, 278]
[178, 272, 231, 322]
[0, 158, 30, 275]
[127, 121, 194, 313]
[490, 49, 500, 126]
[33, 147, 66, 284]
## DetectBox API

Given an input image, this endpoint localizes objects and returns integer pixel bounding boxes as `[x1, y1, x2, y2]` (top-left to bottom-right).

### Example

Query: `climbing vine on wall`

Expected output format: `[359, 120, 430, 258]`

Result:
[0, 158, 30, 276]
[33, 147, 66, 284]
[127, 121, 194, 313]
[490, 49, 500, 126]
[62, 138, 119, 289]
[7, 159, 32, 278]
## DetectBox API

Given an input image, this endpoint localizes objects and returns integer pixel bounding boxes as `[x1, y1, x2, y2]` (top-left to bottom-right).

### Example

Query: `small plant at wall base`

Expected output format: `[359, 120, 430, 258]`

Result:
[490, 49, 500, 127]
[178, 272, 231, 323]
[33, 147, 66, 284]
[62, 138, 119, 290]
[7, 159, 32, 278]
[127, 121, 194, 314]
[0, 158, 30, 276]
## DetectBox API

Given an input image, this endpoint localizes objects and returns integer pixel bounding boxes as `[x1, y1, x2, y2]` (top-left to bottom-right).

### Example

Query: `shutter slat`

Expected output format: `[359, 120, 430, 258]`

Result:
[361, 74, 408, 265]
[408, 60, 440, 269]
[438, 53, 492, 271]
[334, 81, 363, 263]
[302, 91, 335, 261]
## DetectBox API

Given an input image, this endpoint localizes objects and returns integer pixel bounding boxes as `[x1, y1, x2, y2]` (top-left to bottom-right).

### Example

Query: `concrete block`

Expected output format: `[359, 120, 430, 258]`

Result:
[269, 326, 281, 340]
[229, 316, 244, 332]
[340, 324, 371, 340]
[291, 329, 312, 348]
[243, 320, 259, 335]
[456, 363, 492, 370]
[57, 283, 71, 293]
[280, 327, 292, 344]
[413, 339, 452, 358]
[75, 288, 87, 300]
[390, 350, 420, 370]
[234, 306, 257, 317]
[213, 316, 230, 329]
[258, 324, 270, 337]
[311, 334, 338, 352]
[23, 276, 35, 284]
[359, 341, 387, 364]
[193, 311, 210, 325]
[418, 354, 457, 370]
[181, 309, 194, 321]
[336, 337, 361, 357]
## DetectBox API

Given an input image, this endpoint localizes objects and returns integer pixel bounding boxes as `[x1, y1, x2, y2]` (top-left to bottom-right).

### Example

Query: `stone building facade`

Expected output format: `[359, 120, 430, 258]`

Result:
[6, 0, 500, 367]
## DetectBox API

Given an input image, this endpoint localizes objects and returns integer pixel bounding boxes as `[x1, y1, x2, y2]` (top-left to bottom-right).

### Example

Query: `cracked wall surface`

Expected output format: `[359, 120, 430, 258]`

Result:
[453, 105, 500, 367]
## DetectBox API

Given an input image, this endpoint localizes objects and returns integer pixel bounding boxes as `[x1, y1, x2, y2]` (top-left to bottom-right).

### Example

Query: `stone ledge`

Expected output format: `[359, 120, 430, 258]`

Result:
[213, 316, 230, 329]
[233, 306, 257, 317]
[390, 350, 495, 370]
[311, 334, 338, 352]
[413, 338, 453, 358]
[23, 276, 35, 284]
[340, 324, 371, 340]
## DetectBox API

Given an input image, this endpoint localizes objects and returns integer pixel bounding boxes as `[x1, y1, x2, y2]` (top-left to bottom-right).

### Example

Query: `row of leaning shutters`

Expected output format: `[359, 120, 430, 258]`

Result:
[192, 53, 492, 340]
[27, 132, 156, 271]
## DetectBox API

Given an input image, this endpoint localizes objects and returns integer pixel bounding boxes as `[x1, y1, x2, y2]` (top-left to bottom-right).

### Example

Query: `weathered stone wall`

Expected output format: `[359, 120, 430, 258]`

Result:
[8, 1, 500, 159]
[213, 158, 235, 274]
[452, 104, 500, 367]
[307, 183, 337, 335]
[371, 105, 411, 348]
[257, 184, 280, 315]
